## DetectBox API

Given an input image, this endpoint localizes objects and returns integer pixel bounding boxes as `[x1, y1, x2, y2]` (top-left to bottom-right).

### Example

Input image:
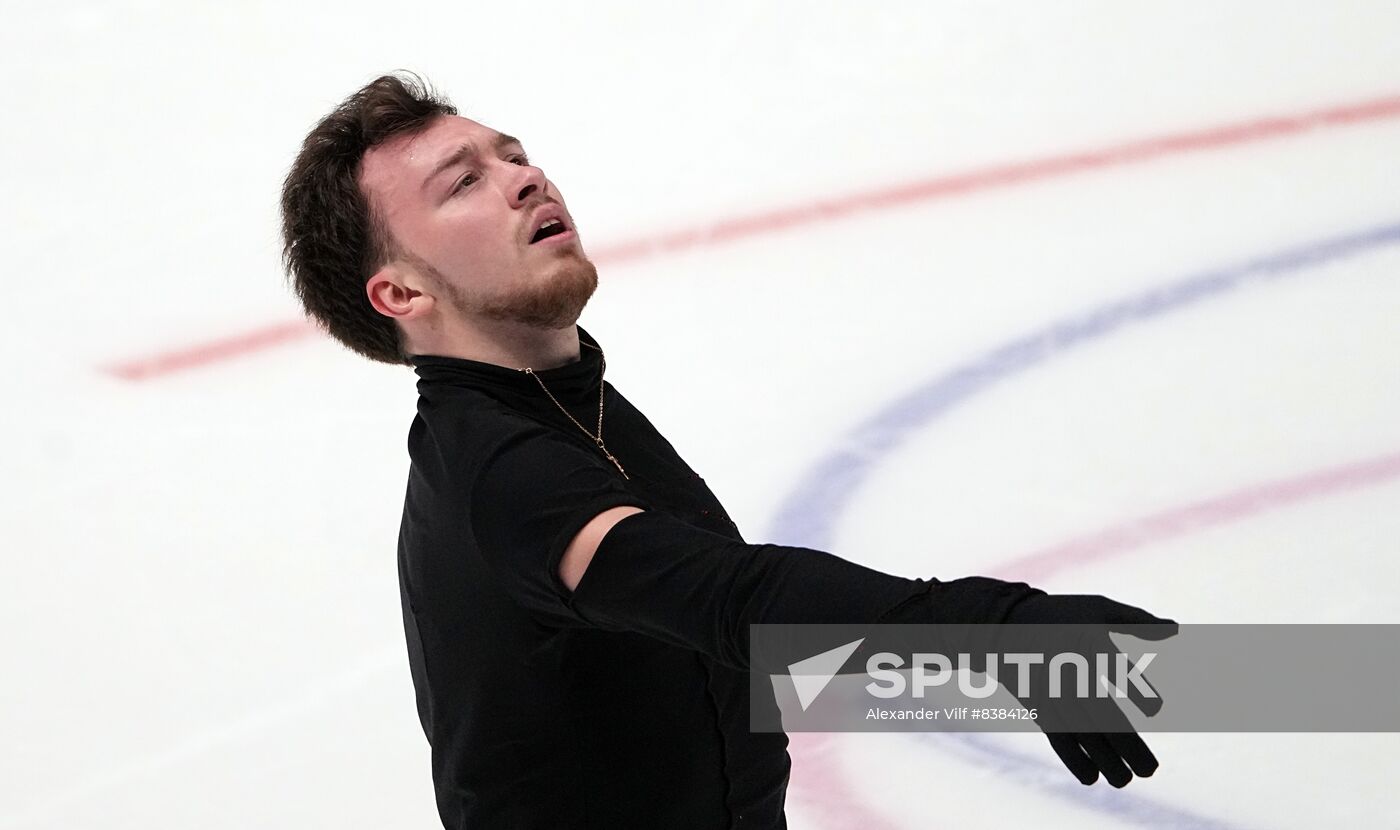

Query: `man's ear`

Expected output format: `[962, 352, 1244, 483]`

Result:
[367, 263, 432, 321]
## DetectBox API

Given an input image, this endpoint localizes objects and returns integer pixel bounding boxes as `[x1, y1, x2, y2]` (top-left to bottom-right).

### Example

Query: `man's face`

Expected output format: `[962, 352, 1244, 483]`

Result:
[360, 114, 596, 330]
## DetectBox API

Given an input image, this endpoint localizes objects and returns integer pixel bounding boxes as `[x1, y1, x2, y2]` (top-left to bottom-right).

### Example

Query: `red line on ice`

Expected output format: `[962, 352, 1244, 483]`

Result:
[104, 92, 1400, 381]
[104, 320, 312, 382]
[987, 449, 1400, 582]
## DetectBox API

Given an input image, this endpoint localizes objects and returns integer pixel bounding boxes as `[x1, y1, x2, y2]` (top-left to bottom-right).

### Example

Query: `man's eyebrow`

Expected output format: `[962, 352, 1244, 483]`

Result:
[422, 133, 525, 191]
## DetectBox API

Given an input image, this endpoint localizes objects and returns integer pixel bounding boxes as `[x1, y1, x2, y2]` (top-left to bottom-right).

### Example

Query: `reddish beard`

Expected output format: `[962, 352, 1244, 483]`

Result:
[472, 257, 599, 329]
[412, 252, 599, 330]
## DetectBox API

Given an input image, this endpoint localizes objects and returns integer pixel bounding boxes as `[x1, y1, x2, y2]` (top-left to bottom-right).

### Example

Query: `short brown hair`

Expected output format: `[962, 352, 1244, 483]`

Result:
[280, 72, 456, 365]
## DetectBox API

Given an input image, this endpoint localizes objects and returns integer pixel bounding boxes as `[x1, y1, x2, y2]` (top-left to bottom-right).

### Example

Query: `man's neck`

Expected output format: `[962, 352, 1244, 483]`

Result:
[412, 318, 582, 371]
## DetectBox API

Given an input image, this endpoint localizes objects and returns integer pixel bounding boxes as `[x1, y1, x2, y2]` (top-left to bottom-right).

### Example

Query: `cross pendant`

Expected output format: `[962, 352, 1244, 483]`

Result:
[604, 452, 629, 480]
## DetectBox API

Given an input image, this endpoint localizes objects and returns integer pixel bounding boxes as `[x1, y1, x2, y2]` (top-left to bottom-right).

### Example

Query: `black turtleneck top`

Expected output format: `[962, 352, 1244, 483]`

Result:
[398, 326, 1042, 827]
[398, 326, 795, 829]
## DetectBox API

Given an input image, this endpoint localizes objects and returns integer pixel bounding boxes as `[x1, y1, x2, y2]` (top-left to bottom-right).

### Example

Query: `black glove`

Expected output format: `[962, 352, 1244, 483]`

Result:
[875, 578, 1175, 788]
[1002, 593, 1178, 787]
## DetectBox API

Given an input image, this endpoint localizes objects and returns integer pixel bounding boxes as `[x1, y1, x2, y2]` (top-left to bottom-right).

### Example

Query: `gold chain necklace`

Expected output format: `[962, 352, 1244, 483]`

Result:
[520, 342, 628, 479]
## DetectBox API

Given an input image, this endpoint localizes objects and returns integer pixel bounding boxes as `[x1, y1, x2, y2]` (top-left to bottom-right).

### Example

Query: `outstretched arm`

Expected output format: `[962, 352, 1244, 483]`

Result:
[472, 426, 1172, 787]
[566, 507, 1173, 788]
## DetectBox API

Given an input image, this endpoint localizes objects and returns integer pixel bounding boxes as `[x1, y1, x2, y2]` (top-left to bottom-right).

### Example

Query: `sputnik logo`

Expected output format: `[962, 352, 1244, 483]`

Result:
[787, 638, 865, 711]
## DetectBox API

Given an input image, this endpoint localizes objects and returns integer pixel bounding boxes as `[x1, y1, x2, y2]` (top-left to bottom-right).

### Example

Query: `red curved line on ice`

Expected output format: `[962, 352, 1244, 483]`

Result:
[103, 93, 1400, 381]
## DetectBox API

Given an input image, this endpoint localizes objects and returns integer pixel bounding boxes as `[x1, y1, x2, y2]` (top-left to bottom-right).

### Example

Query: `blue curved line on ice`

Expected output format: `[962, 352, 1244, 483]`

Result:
[768, 222, 1400, 552]
[768, 221, 1400, 828]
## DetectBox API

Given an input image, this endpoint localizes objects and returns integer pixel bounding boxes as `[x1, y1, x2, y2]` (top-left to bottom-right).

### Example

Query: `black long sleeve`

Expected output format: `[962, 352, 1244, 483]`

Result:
[468, 419, 1045, 671]
[572, 509, 1044, 671]
[403, 332, 1105, 826]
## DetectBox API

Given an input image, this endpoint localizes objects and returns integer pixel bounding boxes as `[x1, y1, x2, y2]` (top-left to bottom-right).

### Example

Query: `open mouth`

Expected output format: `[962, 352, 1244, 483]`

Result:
[529, 218, 571, 244]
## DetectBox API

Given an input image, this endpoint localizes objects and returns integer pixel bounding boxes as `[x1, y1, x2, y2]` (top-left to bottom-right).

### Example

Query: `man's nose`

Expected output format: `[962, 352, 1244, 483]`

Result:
[511, 164, 547, 205]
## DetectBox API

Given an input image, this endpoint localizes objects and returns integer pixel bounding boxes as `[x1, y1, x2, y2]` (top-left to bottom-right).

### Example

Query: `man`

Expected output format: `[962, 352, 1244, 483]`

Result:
[280, 73, 1173, 829]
